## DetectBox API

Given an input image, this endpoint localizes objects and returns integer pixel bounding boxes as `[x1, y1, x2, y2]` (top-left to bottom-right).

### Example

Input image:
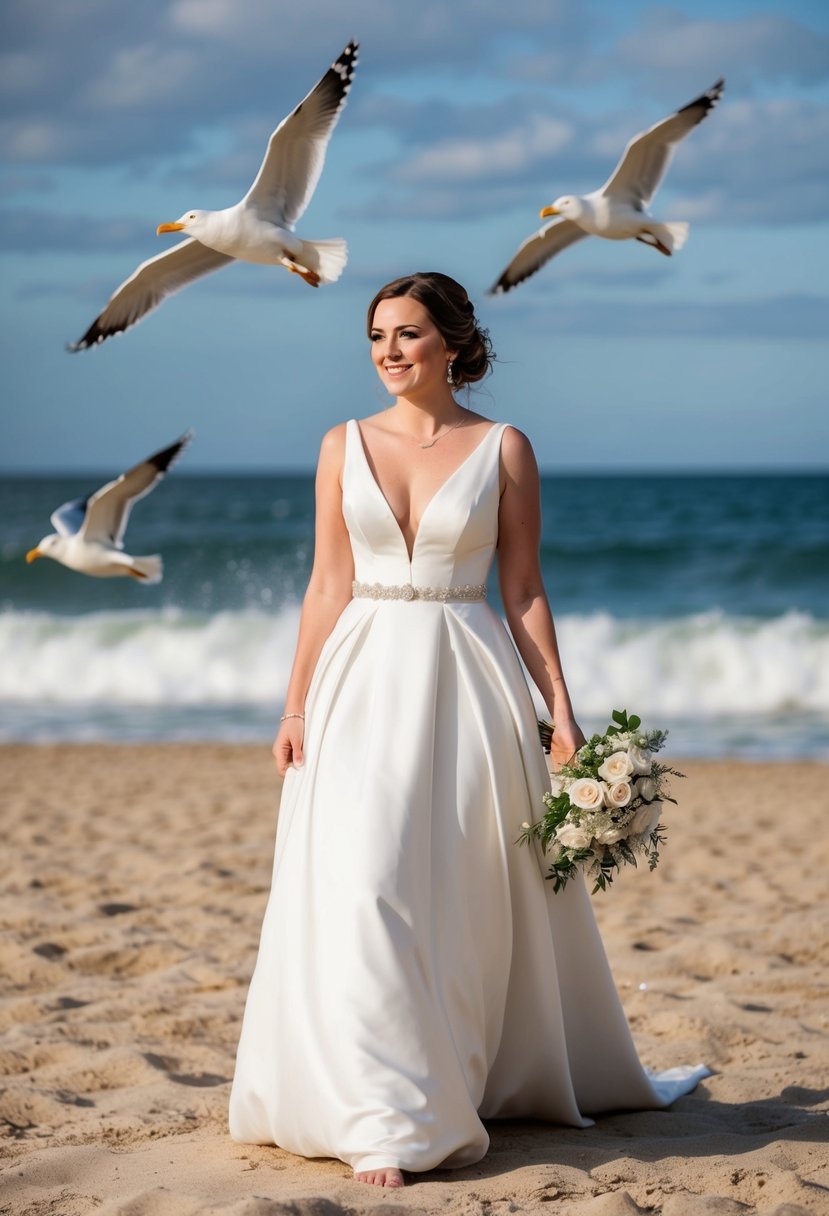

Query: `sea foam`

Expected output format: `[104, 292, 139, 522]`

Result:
[1, 605, 827, 717]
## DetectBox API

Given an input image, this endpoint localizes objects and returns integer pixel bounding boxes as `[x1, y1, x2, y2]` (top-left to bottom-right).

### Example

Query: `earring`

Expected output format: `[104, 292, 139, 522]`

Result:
[446, 360, 455, 385]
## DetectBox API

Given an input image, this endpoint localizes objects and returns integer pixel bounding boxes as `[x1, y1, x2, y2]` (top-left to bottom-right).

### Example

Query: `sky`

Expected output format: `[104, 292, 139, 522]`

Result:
[1, 0, 827, 473]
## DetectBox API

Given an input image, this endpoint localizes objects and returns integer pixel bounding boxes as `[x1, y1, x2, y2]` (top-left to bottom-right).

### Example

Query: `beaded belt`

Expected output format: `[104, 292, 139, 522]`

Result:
[352, 579, 487, 603]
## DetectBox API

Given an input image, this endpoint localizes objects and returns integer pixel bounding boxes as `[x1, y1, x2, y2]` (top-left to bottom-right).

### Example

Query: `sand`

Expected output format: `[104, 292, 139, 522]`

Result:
[0, 744, 827, 1216]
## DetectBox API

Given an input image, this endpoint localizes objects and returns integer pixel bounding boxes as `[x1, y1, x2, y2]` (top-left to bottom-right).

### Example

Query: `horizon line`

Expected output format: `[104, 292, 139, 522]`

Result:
[1, 465, 827, 479]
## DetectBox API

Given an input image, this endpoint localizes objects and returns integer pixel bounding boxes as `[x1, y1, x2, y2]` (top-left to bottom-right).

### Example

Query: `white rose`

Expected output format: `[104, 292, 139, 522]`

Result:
[596, 826, 626, 845]
[628, 745, 652, 775]
[631, 801, 662, 837]
[556, 823, 592, 850]
[597, 751, 634, 782]
[635, 776, 657, 802]
[606, 780, 633, 808]
[568, 777, 605, 810]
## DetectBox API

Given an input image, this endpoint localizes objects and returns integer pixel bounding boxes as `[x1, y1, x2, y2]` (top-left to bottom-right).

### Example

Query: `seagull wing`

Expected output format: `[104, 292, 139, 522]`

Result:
[489, 219, 588, 294]
[50, 496, 90, 537]
[80, 432, 193, 548]
[600, 78, 724, 209]
[68, 240, 235, 351]
[242, 41, 358, 227]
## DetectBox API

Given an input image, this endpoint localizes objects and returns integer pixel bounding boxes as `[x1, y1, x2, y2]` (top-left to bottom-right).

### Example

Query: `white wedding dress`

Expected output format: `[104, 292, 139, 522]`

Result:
[229, 420, 707, 1173]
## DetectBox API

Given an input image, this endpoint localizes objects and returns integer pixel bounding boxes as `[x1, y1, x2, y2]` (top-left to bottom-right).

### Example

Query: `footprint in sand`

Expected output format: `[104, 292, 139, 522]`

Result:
[73, 941, 187, 978]
[143, 1052, 229, 1087]
[32, 942, 67, 960]
[64, 1050, 156, 1094]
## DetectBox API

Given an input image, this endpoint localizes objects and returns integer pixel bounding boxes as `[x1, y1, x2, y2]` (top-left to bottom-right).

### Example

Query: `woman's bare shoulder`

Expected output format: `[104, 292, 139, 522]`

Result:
[315, 422, 350, 485]
[500, 423, 537, 472]
[318, 420, 349, 454]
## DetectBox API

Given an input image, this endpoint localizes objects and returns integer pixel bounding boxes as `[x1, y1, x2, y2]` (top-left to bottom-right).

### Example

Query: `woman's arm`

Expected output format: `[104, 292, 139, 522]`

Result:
[273, 424, 354, 776]
[496, 426, 585, 767]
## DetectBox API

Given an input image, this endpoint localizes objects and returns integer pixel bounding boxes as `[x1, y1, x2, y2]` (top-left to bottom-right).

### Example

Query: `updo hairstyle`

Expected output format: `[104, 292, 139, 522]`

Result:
[366, 272, 494, 387]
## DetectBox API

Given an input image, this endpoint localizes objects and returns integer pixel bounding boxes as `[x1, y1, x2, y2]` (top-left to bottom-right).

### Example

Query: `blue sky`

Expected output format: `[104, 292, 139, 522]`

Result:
[1, 0, 827, 472]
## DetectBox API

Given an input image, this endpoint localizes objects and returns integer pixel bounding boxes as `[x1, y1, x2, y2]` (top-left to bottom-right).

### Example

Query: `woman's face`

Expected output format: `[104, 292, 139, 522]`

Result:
[369, 296, 454, 398]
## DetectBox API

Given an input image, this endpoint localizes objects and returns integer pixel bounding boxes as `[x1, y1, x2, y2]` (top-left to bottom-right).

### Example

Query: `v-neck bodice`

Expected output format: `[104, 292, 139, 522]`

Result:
[343, 419, 506, 588]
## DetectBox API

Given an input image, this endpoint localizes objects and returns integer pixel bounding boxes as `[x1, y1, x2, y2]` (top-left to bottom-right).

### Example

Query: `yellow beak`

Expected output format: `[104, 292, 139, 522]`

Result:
[157, 222, 185, 234]
[539, 205, 559, 219]
[26, 548, 42, 564]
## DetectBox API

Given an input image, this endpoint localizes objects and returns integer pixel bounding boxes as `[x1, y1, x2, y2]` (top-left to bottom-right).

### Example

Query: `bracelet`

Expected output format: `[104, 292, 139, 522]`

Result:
[280, 712, 305, 722]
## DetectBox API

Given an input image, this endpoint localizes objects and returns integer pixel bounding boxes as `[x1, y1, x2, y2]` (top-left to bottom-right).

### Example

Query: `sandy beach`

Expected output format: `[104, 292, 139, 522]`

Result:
[1, 744, 827, 1215]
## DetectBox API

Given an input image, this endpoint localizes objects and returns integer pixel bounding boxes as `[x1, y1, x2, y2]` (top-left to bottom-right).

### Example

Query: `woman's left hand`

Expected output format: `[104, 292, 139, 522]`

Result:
[550, 716, 586, 769]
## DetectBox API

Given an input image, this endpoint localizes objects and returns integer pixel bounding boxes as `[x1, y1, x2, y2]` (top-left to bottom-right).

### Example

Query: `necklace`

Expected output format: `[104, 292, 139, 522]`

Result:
[414, 417, 466, 449]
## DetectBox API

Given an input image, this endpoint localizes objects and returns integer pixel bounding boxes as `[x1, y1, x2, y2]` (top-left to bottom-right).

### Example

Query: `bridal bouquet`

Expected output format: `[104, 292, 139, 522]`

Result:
[521, 709, 684, 893]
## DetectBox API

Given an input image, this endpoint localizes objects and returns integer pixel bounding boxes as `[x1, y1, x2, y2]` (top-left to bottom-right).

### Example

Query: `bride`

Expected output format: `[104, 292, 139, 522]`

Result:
[228, 272, 706, 1189]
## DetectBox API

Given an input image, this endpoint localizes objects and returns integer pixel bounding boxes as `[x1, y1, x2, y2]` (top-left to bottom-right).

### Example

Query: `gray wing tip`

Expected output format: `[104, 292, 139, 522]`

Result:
[489, 267, 532, 296]
[332, 40, 359, 88]
[147, 430, 195, 476]
[293, 39, 359, 123]
[679, 76, 726, 121]
[66, 320, 124, 353]
[706, 77, 726, 104]
[337, 40, 359, 66]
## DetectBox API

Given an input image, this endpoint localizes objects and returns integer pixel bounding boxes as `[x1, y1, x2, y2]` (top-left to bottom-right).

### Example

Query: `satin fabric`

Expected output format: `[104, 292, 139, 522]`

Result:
[228, 419, 707, 1172]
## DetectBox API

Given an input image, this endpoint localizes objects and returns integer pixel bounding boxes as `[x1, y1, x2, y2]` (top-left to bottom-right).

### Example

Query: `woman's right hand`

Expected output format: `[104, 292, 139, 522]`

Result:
[550, 716, 586, 770]
[273, 717, 305, 777]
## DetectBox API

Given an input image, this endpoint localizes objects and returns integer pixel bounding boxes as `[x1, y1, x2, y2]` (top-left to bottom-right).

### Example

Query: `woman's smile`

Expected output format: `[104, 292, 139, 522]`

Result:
[370, 297, 453, 398]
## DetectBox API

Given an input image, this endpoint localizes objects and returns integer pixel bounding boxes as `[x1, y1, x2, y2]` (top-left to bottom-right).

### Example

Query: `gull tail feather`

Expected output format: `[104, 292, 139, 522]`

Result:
[657, 222, 690, 253]
[128, 555, 163, 584]
[298, 238, 348, 284]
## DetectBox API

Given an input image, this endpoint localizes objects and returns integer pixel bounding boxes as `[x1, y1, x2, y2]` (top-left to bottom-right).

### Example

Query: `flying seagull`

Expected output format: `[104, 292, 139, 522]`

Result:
[69, 41, 359, 350]
[490, 78, 724, 295]
[26, 432, 193, 582]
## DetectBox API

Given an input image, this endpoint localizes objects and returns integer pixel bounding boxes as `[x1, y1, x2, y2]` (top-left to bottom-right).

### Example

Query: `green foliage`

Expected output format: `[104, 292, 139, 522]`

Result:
[519, 709, 684, 894]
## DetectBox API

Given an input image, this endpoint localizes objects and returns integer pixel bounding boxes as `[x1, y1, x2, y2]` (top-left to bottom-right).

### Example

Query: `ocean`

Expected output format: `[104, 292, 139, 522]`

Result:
[2, 471, 827, 757]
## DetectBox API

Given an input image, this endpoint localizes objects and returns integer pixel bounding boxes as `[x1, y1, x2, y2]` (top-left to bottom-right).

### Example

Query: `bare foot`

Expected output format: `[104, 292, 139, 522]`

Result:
[354, 1167, 405, 1187]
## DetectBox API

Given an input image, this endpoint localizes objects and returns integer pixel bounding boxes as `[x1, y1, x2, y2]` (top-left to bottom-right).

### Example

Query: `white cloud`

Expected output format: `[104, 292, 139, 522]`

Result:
[614, 10, 829, 88]
[2, 121, 62, 161]
[360, 87, 829, 226]
[168, 0, 578, 54]
[1, 0, 828, 233]
[85, 44, 199, 109]
[393, 115, 573, 185]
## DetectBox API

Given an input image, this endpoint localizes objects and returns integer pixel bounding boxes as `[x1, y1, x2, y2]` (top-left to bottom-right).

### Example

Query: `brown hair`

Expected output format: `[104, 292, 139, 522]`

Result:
[366, 272, 494, 387]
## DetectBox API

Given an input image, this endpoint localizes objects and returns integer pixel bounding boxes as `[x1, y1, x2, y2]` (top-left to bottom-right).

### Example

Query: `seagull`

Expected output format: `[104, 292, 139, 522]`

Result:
[69, 41, 358, 350]
[26, 432, 193, 582]
[490, 78, 724, 294]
